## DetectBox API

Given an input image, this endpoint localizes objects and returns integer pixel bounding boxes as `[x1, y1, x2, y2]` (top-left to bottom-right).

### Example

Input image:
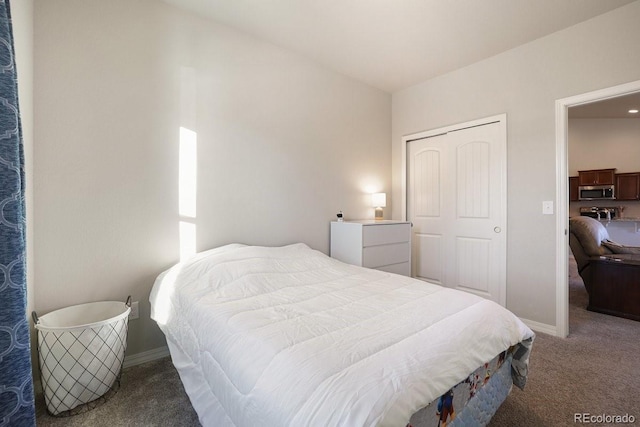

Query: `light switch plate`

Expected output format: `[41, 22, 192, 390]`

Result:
[542, 201, 553, 215]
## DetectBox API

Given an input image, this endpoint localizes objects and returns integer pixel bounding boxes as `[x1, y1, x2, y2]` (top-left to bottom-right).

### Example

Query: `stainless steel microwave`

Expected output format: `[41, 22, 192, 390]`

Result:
[578, 184, 615, 201]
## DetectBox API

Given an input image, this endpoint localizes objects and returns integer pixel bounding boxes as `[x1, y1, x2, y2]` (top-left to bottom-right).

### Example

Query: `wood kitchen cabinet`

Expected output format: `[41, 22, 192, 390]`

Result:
[615, 173, 640, 200]
[569, 176, 579, 201]
[578, 169, 616, 186]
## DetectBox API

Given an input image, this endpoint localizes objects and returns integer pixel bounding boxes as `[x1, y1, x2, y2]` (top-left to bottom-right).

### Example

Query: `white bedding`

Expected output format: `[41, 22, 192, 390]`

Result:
[150, 243, 533, 427]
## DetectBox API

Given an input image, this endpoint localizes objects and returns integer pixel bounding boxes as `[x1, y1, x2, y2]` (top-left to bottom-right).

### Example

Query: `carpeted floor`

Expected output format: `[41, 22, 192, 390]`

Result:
[36, 256, 640, 426]
[35, 355, 199, 426]
[489, 256, 640, 426]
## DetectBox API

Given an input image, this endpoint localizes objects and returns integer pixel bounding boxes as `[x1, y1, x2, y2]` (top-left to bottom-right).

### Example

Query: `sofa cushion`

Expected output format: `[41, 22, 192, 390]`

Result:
[602, 239, 640, 255]
[569, 216, 612, 256]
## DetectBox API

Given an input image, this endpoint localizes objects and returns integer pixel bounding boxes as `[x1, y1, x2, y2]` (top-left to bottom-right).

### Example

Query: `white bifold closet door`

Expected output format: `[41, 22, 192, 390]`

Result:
[407, 118, 506, 306]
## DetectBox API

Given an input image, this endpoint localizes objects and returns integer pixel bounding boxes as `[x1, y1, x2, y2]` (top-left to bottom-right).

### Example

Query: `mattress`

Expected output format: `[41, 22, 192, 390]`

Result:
[408, 345, 523, 427]
[150, 243, 534, 426]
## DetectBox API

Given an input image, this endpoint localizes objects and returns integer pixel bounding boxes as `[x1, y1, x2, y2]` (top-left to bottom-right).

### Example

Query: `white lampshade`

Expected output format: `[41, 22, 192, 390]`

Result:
[371, 192, 386, 208]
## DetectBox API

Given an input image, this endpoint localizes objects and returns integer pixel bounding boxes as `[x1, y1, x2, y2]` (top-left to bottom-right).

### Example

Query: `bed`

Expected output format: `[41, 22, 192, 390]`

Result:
[150, 243, 534, 427]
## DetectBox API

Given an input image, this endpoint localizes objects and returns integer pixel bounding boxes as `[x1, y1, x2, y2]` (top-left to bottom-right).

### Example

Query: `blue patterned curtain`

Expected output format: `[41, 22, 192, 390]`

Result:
[0, 0, 36, 425]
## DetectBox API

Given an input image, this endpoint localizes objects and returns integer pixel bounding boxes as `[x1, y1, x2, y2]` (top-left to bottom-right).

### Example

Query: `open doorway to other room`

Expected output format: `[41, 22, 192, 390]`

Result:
[557, 81, 640, 337]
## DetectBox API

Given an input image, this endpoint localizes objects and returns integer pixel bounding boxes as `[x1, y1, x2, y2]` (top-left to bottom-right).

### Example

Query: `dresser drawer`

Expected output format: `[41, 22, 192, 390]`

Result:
[331, 220, 412, 277]
[376, 261, 411, 276]
[362, 224, 410, 247]
[363, 242, 410, 268]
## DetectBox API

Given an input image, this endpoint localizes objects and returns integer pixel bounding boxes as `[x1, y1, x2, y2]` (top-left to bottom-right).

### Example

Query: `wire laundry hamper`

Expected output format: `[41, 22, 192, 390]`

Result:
[33, 297, 131, 416]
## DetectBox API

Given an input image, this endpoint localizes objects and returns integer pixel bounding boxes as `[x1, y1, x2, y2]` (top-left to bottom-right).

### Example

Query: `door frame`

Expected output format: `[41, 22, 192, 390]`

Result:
[401, 113, 507, 305]
[555, 79, 640, 338]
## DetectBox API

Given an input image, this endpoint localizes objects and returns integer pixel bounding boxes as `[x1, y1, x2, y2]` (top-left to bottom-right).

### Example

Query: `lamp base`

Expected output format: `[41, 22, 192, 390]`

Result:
[374, 207, 384, 220]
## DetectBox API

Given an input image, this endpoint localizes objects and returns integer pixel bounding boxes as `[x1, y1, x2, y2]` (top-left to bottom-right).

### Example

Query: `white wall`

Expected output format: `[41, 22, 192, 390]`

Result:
[569, 118, 640, 175]
[569, 118, 640, 218]
[34, 0, 390, 356]
[392, 2, 640, 328]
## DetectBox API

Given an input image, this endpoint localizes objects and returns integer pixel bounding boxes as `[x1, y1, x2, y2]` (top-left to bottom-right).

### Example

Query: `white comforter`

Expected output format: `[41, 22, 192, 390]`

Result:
[150, 243, 533, 427]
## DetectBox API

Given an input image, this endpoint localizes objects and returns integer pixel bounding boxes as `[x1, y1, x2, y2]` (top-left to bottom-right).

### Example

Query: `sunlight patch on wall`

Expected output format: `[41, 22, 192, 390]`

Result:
[179, 220, 196, 261]
[179, 127, 197, 261]
[179, 127, 197, 218]
[178, 66, 198, 262]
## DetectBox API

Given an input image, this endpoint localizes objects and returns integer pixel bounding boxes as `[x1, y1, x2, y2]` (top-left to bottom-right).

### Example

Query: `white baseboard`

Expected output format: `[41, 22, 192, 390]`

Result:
[123, 345, 170, 369]
[520, 317, 558, 336]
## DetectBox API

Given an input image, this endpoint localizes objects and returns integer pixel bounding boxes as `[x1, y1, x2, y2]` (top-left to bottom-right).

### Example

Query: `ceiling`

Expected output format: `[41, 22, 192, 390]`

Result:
[569, 92, 640, 119]
[162, 0, 636, 93]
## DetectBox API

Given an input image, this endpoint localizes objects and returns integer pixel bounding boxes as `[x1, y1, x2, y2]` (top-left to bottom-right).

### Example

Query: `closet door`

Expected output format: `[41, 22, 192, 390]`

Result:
[408, 133, 449, 287]
[407, 119, 506, 305]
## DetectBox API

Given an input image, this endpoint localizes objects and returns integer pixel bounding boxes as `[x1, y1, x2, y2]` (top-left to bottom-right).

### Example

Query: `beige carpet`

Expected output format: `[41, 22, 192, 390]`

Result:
[35, 356, 199, 426]
[489, 256, 640, 426]
[36, 256, 640, 426]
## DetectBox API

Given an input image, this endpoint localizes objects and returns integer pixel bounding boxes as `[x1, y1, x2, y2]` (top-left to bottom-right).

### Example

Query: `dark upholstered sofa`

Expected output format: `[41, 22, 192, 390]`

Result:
[569, 216, 640, 321]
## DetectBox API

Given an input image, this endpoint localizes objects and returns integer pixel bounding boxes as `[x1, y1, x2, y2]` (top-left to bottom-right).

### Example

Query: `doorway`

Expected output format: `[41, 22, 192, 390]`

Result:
[555, 79, 640, 337]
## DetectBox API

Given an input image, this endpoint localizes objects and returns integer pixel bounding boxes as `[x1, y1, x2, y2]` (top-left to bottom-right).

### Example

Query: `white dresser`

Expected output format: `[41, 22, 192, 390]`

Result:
[330, 220, 411, 276]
